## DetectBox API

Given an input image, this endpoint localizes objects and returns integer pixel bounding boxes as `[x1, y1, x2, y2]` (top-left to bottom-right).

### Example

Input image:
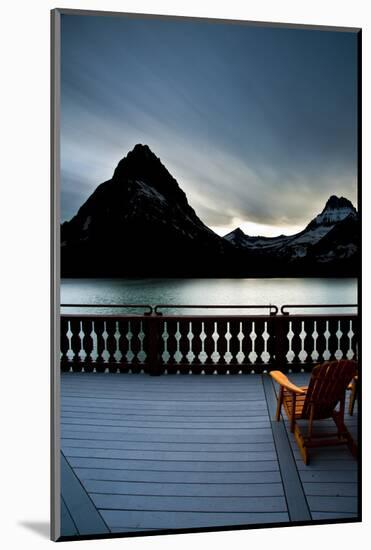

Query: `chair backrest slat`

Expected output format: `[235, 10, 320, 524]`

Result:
[301, 360, 357, 419]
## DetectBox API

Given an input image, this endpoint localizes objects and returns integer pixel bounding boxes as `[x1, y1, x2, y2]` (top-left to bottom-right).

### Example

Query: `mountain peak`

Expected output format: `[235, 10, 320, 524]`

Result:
[312, 195, 357, 226]
[110, 144, 191, 208]
[224, 227, 250, 247]
[324, 195, 355, 211]
[130, 143, 156, 158]
[113, 143, 160, 178]
[133, 143, 151, 150]
[226, 227, 245, 238]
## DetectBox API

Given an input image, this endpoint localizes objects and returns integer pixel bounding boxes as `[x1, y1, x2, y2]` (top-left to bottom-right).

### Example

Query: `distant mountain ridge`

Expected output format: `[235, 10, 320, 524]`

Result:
[61, 144, 359, 277]
[224, 194, 359, 267]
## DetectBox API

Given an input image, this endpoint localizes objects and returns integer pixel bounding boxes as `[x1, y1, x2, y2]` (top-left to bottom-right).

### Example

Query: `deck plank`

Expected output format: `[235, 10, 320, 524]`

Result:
[300, 470, 357, 483]
[60, 496, 78, 537]
[74, 468, 282, 484]
[61, 418, 271, 429]
[60, 452, 110, 536]
[91, 493, 287, 513]
[303, 483, 357, 497]
[67, 457, 279, 472]
[307, 496, 358, 514]
[61, 429, 273, 443]
[100, 509, 290, 530]
[83, 479, 285, 497]
[61, 398, 266, 410]
[62, 447, 277, 462]
[311, 512, 358, 520]
[61, 439, 275, 452]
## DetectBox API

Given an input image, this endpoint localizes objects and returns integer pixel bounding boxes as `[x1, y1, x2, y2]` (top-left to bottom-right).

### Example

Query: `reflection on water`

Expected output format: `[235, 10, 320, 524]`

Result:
[60, 278, 357, 315]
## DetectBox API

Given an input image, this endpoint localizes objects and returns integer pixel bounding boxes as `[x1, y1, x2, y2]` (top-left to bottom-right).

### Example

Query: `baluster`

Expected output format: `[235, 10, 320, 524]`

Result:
[70, 318, 82, 372]
[191, 320, 202, 374]
[60, 317, 70, 371]
[216, 320, 228, 374]
[315, 318, 327, 363]
[338, 318, 348, 360]
[94, 319, 105, 373]
[290, 318, 302, 372]
[106, 319, 118, 373]
[117, 319, 129, 373]
[203, 320, 215, 374]
[327, 318, 338, 361]
[303, 319, 316, 372]
[130, 319, 142, 373]
[138, 320, 147, 368]
[81, 318, 93, 373]
[253, 319, 265, 374]
[241, 320, 253, 374]
[228, 320, 240, 374]
[265, 319, 274, 371]
[165, 319, 178, 374]
[159, 320, 168, 370]
[179, 320, 190, 374]
[141, 318, 151, 374]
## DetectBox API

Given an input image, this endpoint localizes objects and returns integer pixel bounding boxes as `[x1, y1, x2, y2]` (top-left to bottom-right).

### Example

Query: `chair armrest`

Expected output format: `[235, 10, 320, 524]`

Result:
[269, 371, 306, 395]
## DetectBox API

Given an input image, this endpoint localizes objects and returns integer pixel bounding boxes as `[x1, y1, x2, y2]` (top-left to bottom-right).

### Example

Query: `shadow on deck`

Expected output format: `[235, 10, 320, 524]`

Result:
[59, 372, 359, 539]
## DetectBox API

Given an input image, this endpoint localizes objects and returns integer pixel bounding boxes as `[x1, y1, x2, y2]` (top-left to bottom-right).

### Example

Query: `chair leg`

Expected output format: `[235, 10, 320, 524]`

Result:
[336, 395, 346, 438]
[345, 430, 358, 458]
[332, 410, 358, 459]
[349, 379, 358, 416]
[307, 404, 314, 442]
[275, 386, 284, 421]
[294, 424, 309, 465]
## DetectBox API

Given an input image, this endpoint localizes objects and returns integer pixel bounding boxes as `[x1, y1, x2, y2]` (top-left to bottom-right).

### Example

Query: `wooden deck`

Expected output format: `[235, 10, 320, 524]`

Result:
[60, 372, 359, 538]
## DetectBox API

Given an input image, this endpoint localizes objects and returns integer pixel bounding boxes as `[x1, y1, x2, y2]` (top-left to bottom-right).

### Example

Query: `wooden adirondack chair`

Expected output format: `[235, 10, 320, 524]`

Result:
[270, 360, 357, 465]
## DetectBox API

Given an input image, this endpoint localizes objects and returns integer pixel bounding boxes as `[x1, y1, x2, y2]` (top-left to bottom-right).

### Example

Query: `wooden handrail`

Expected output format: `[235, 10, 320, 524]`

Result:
[281, 304, 357, 315]
[154, 304, 278, 315]
[61, 303, 153, 315]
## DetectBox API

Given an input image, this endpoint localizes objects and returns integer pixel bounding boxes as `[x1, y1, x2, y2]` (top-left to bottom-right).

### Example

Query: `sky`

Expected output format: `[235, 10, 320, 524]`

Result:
[60, 14, 358, 237]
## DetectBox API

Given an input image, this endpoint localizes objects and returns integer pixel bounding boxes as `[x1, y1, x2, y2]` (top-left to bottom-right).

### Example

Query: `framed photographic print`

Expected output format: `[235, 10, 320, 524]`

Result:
[51, 8, 361, 541]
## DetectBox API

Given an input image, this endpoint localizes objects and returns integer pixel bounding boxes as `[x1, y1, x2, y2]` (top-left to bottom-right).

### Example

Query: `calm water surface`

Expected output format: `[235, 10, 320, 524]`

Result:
[61, 278, 357, 315]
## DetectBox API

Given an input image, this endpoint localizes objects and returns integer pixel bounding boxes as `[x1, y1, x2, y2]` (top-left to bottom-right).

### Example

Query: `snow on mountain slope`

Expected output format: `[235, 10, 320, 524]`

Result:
[314, 207, 356, 225]
[135, 179, 167, 204]
[287, 225, 332, 246]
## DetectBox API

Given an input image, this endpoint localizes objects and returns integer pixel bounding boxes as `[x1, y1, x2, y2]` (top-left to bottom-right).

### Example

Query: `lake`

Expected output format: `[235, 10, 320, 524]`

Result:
[60, 278, 357, 315]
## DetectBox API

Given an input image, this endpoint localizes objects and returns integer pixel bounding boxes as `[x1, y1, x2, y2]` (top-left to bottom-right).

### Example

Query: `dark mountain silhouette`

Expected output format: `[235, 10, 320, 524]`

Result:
[61, 144, 238, 277]
[61, 145, 359, 277]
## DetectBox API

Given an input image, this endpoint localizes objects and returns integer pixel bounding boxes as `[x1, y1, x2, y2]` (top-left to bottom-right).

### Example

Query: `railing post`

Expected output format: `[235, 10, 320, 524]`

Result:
[273, 315, 287, 371]
[147, 316, 162, 376]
